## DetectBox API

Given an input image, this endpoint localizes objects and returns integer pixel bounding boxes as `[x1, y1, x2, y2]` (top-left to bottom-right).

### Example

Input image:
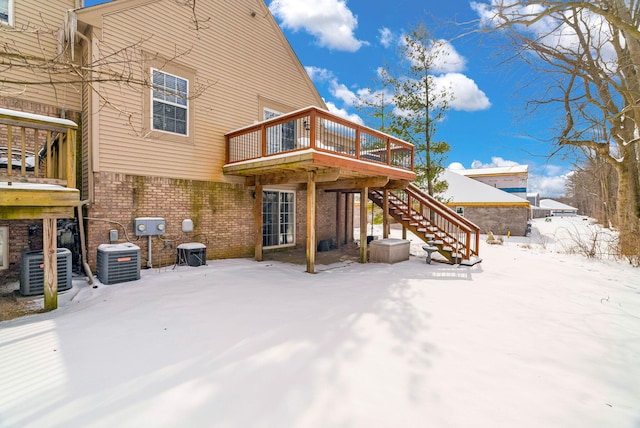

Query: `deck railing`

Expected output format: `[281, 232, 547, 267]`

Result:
[226, 106, 414, 171]
[0, 109, 78, 188]
[403, 184, 480, 259]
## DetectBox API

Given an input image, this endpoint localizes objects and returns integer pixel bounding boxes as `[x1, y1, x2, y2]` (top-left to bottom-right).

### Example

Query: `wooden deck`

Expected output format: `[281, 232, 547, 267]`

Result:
[0, 108, 79, 220]
[224, 106, 417, 274]
[0, 108, 80, 311]
[223, 106, 416, 189]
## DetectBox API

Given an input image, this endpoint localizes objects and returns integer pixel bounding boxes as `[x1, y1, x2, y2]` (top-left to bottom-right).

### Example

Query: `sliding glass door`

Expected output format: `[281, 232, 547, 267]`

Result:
[263, 190, 295, 248]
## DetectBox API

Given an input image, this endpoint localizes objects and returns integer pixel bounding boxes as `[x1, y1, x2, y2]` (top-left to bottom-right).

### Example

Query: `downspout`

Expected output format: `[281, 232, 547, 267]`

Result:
[77, 200, 95, 285]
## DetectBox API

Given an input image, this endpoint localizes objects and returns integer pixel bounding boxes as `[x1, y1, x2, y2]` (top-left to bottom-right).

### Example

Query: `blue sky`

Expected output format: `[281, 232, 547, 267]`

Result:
[83, 0, 572, 196]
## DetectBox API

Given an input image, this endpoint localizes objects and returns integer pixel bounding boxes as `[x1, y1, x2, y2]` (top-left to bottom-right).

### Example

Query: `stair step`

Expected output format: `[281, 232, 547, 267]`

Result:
[460, 256, 483, 266]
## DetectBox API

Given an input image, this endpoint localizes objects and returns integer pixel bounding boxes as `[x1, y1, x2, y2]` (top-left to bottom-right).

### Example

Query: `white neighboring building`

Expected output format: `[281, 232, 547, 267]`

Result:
[442, 170, 531, 236]
[454, 165, 529, 199]
[527, 192, 540, 207]
[539, 199, 579, 216]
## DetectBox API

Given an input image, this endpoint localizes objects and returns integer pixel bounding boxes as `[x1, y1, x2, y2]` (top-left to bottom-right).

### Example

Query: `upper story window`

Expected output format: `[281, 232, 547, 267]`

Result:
[151, 69, 188, 135]
[0, 0, 13, 26]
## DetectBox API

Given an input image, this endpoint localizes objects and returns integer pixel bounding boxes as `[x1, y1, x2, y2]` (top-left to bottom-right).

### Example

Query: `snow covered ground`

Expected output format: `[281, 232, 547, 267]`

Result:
[1, 217, 639, 428]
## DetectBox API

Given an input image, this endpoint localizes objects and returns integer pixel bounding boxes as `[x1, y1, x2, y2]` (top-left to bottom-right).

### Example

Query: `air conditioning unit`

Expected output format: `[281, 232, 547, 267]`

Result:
[97, 243, 141, 285]
[20, 248, 72, 296]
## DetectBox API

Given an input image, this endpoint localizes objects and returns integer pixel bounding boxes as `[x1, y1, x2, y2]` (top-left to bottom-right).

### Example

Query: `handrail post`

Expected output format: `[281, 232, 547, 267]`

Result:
[261, 124, 267, 157]
[310, 108, 317, 149]
[6, 125, 12, 178]
[20, 127, 27, 176]
[225, 135, 230, 164]
[66, 129, 76, 188]
[46, 131, 52, 178]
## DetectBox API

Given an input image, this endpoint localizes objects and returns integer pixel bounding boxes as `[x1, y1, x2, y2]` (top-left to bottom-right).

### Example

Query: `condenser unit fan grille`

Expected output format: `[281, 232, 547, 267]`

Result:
[20, 249, 72, 296]
[97, 244, 141, 285]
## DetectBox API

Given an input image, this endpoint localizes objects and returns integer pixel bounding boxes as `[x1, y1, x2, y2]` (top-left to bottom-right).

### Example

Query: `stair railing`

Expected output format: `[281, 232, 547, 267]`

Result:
[379, 184, 480, 260]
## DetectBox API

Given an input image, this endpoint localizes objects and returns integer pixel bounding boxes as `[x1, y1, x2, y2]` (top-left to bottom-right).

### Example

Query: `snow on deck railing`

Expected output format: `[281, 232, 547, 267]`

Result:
[225, 106, 414, 171]
[0, 108, 78, 187]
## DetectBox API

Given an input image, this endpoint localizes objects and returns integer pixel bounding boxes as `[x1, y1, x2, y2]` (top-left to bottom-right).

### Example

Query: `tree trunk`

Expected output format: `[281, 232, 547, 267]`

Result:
[615, 152, 640, 259]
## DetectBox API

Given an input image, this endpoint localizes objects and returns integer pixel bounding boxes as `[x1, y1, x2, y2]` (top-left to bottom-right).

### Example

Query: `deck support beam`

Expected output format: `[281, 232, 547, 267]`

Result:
[346, 193, 354, 244]
[254, 177, 263, 262]
[360, 187, 368, 264]
[335, 192, 342, 249]
[306, 171, 316, 273]
[383, 189, 389, 239]
[43, 217, 58, 311]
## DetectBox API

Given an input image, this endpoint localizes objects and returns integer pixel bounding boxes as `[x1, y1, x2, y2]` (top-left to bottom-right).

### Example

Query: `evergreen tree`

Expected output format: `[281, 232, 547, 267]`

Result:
[361, 25, 454, 196]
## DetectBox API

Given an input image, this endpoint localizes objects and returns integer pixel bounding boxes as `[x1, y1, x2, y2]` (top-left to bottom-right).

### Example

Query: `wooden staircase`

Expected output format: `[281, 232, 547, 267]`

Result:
[369, 184, 482, 265]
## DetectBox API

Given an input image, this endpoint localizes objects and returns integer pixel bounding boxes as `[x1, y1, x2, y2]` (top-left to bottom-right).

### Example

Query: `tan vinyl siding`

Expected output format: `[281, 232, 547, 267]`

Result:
[81, 0, 324, 183]
[1, 1, 82, 111]
[81, 45, 90, 200]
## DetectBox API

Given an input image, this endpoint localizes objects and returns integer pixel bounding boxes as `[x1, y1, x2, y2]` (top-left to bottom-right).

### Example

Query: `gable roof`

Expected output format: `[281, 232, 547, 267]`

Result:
[441, 169, 530, 206]
[454, 165, 528, 177]
[539, 199, 578, 211]
[75, 0, 326, 110]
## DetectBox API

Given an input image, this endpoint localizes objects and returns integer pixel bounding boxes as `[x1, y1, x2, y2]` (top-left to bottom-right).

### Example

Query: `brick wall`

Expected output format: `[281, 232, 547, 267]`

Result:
[86, 172, 338, 270]
[295, 189, 339, 245]
[0, 220, 43, 283]
[461, 205, 530, 236]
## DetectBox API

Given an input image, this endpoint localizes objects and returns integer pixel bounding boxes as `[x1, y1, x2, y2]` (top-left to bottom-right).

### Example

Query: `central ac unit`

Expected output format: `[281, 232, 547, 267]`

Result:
[97, 243, 141, 285]
[20, 248, 73, 296]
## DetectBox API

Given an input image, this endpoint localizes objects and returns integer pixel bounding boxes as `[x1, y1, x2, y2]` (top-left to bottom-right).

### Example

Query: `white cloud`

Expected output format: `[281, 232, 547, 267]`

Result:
[528, 174, 568, 197]
[471, 157, 520, 169]
[434, 73, 491, 112]
[402, 37, 467, 74]
[431, 40, 467, 74]
[448, 162, 465, 170]
[304, 66, 358, 106]
[330, 80, 358, 106]
[528, 163, 571, 196]
[305, 66, 334, 82]
[379, 27, 394, 48]
[325, 101, 364, 124]
[269, 0, 367, 52]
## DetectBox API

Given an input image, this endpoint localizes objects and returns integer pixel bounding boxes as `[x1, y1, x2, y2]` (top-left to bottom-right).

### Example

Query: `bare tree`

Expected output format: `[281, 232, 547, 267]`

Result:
[1, 7, 213, 132]
[567, 150, 618, 228]
[473, 0, 640, 261]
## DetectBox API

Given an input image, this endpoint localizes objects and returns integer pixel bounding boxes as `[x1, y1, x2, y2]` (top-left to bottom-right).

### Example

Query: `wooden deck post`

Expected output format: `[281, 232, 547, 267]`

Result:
[42, 217, 58, 311]
[335, 192, 342, 249]
[306, 171, 316, 273]
[254, 177, 263, 262]
[383, 189, 389, 239]
[360, 187, 368, 263]
[346, 193, 354, 243]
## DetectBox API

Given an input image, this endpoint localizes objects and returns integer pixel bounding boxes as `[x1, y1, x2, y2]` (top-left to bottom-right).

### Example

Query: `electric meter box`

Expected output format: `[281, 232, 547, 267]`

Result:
[134, 217, 166, 236]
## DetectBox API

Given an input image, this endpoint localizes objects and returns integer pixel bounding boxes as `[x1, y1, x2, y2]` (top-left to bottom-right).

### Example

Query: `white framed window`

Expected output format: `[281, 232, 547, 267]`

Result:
[0, 0, 13, 26]
[455, 206, 464, 217]
[0, 227, 8, 271]
[151, 68, 188, 135]
[263, 190, 295, 248]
